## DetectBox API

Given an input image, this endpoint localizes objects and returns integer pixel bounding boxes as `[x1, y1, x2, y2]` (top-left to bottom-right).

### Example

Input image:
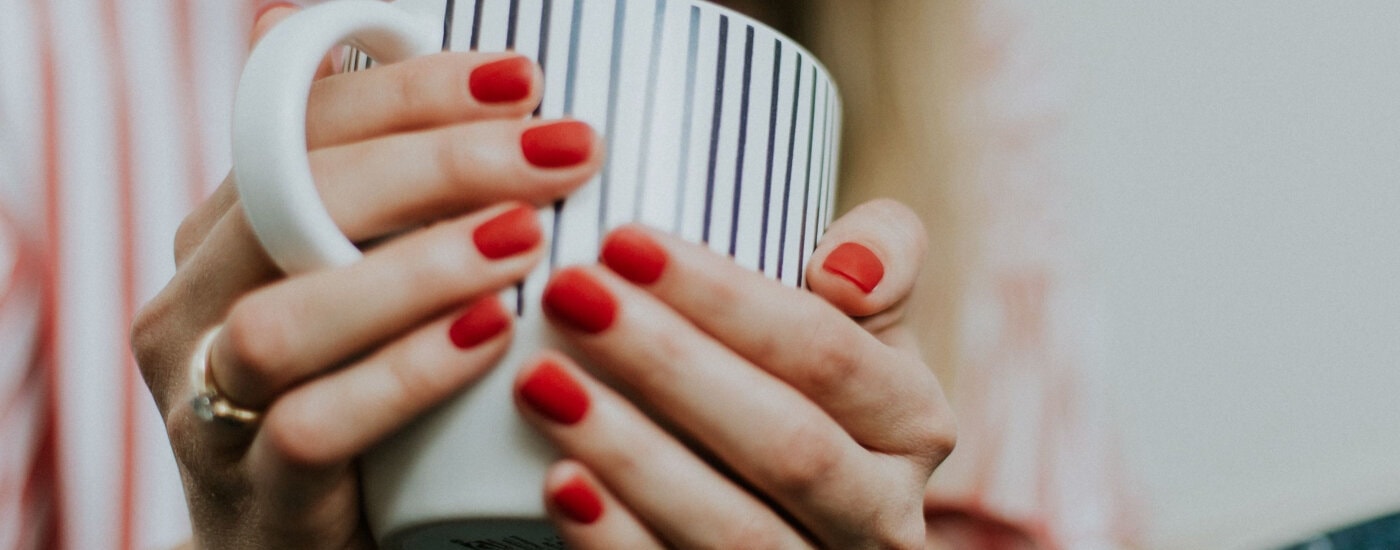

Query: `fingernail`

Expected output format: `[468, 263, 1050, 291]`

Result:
[521, 121, 593, 168]
[448, 296, 510, 349]
[520, 360, 590, 425]
[473, 204, 541, 259]
[542, 268, 617, 333]
[469, 56, 533, 103]
[822, 242, 884, 293]
[253, 1, 297, 23]
[551, 475, 603, 524]
[600, 227, 667, 285]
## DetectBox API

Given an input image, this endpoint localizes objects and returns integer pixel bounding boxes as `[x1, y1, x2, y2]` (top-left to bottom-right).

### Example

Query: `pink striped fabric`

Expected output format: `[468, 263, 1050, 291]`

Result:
[0, 209, 52, 550]
[0, 1, 253, 548]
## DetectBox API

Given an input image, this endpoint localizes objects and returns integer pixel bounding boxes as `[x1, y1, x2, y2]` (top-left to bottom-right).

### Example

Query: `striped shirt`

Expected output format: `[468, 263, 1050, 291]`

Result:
[0, 1, 253, 548]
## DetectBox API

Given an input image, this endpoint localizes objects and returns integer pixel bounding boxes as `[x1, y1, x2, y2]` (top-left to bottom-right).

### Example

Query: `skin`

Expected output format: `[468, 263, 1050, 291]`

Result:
[132, 6, 960, 549]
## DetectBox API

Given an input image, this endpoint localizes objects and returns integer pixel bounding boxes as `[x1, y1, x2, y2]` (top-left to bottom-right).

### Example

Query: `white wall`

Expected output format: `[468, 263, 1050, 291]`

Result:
[1016, 2, 1400, 548]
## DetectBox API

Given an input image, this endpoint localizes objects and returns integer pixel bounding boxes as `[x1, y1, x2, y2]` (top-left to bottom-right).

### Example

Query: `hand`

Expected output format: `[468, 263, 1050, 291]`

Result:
[130, 6, 601, 548]
[515, 199, 955, 549]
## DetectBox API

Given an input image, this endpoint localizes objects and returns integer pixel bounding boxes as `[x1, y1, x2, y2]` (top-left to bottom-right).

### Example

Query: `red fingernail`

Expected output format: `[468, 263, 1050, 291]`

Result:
[600, 227, 667, 285]
[822, 242, 884, 293]
[448, 297, 510, 349]
[542, 268, 616, 333]
[521, 121, 593, 168]
[551, 475, 603, 524]
[469, 56, 533, 103]
[473, 204, 541, 259]
[520, 360, 590, 425]
[254, 1, 297, 23]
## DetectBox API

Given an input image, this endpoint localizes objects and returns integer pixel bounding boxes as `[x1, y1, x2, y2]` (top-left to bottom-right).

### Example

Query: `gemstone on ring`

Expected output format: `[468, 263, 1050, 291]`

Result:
[191, 393, 216, 422]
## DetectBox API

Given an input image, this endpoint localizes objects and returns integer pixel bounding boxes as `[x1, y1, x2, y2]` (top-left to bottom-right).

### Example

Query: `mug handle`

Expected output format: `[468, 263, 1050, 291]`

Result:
[232, 0, 441, 275]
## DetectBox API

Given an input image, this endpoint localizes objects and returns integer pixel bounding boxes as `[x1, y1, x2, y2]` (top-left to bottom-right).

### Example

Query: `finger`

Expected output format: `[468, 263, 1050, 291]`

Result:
[516, 353, 808, 549]
[211, 202, 542, 409]
[170, 117, 597, 324]
[133, 212, 282, 414]
[540, 268, 909, 547]
[542, 461, 666, 550]
[173, 173, 239, 267]
[306, 52, 543, 149]
[242, 295, 511, 507]
[251, 3, 336, 80]
[597, 225, 953, 459]
[249, 3, 298, 48]
[310, 119, 601, 241]
[805, 198, 927, 322]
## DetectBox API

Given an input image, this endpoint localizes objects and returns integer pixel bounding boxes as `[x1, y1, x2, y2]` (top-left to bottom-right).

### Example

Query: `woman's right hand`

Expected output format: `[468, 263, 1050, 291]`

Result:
[130, 6, 602, 548]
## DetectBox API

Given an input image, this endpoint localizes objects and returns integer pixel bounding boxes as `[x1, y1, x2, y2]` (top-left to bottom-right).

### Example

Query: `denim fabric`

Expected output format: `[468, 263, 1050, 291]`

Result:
[1282, 511, 1400, 550]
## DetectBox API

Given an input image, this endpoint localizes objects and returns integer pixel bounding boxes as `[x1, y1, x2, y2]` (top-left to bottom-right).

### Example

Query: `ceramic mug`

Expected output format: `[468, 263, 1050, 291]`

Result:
[232, 0, 840, 547]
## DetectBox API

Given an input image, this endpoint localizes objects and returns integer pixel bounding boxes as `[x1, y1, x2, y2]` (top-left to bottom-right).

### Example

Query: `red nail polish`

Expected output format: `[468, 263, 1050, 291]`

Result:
[551, 475, 603, 524]
[473, 204, 541, 259]
[542, 268, 617, 333]
[822, 242, 885, 293]
[254, 1, 297, 23]
[600, 227, 667, 285]
[521, 121, 593, 168]
[448, 297, 510, 349]
[469, 56, 533, 103]
[520, 360, 590, 425]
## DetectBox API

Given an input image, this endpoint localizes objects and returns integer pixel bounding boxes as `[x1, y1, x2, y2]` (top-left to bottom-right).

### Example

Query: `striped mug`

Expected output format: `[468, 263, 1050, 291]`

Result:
[232, 0, 840, 547]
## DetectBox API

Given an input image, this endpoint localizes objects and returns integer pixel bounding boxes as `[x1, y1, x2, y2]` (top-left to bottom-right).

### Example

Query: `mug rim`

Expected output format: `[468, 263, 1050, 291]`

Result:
[391, 0, 840, 104]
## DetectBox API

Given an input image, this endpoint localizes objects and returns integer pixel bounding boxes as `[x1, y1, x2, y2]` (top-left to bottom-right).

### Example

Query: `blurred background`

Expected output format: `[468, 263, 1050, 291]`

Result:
[1019, 2, 1400, 548]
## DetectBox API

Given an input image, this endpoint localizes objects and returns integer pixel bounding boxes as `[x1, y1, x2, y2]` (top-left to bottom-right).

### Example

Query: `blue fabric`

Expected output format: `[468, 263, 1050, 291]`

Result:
[1281, 511, 1400, 550]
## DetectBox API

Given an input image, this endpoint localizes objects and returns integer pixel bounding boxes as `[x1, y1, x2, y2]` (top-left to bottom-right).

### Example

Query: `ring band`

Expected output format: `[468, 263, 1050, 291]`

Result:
[189, 326, 262, 426]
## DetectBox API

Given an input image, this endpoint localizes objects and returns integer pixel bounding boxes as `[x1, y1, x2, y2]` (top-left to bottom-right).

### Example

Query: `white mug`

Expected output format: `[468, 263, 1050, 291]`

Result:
[233, 0, 840, 547]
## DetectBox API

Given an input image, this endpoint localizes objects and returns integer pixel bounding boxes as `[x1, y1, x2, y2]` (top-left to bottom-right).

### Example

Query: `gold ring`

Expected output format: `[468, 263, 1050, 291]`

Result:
[189, 326, 262, 426]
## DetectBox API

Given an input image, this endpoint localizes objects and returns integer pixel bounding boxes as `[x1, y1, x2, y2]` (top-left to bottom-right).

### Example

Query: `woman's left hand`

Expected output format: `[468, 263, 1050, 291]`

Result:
[515, 199, 956, 549]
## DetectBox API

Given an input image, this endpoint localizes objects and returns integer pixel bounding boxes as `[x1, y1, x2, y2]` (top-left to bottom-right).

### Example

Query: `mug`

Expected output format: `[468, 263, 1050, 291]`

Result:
[232, 0, 840, 547]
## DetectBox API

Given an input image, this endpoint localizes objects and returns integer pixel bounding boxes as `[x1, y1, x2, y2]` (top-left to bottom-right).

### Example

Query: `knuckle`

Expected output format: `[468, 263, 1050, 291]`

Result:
[763, 418, 845, 498]
[261, 403, 338, 468]
[401, 224, 490, 293]
[590, 443, 643, 481]
[798, 316, 865, 394]
[173, 213, 204, 261]
[926, 419, 958, 465]
[925, 422, 958, 467]
[129, 293, 188, 410]
[390, 61, 436, 120]
[698, 270, 745, 320]
[842, 494, 927, 550]
[405, 238, 468, 289]
[129, 297, 169, 370]
[909, 408, 958, 470]
[383, 352, 456, 418]
[713, 515, 788, 550]
[402, 54, 476, 113]
[870, 520, 926, 550]
[432, 127, 476, 192]
[624, 331, 688, 390]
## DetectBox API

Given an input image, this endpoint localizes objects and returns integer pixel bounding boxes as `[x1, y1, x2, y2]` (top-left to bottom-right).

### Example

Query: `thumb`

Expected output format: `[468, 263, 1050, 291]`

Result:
[249, 2, 337, 80]
[250, 2, 300, 48]
[805, 198, 927, 320]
